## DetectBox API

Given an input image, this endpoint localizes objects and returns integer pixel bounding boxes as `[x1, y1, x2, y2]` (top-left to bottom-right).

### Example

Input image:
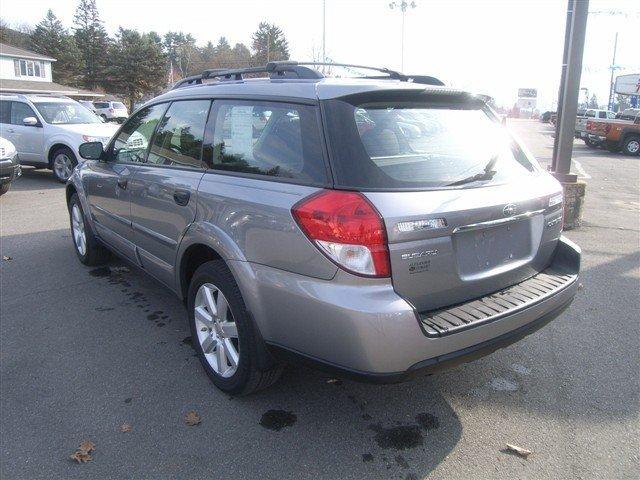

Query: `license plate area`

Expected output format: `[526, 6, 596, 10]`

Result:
[454, 219, 532, 277]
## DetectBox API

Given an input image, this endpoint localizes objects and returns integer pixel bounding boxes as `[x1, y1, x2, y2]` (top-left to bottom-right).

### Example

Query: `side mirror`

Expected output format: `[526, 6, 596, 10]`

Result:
[23, 116, 39, 127]
[79, 141, 104, 160]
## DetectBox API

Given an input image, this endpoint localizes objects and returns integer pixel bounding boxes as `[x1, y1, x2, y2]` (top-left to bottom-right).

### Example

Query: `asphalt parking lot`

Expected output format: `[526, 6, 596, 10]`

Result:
[1, 119, 638, 479]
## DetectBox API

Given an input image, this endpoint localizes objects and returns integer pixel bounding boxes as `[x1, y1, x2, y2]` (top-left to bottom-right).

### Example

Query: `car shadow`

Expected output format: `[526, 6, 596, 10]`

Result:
[11, 166, 63, 191]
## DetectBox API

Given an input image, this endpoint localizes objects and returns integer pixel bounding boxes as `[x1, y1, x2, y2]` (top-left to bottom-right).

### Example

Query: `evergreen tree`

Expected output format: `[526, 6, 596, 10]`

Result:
[251, 22, 290, 65]
[30, 10, 82, 86]
[106, 28, 167, 109]
[73, 0, 110, 90]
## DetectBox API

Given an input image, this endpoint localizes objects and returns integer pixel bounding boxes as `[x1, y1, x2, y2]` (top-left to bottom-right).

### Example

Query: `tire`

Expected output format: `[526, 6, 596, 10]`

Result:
[187, 260, 283, 395]
[584, 137, 600, 148]
[51, 146, 78, 183]
[68, 193, 110, 265]
[622, 135, 640, 156]
[0, 183, 10, 196]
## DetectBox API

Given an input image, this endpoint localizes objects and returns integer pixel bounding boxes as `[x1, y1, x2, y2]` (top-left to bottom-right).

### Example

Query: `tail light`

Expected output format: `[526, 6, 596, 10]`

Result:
[292, 190, 390, 277]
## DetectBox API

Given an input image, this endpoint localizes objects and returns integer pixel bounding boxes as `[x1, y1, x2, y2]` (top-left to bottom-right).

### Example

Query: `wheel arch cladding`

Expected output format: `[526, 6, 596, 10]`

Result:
[179, 243, 223, 300]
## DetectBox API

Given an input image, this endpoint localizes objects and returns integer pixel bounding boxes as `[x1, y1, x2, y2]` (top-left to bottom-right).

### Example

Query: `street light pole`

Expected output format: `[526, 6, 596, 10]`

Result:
[607, 32, 619, 110]
[322, 0, 326, 63]
[389, 1, 416, 71]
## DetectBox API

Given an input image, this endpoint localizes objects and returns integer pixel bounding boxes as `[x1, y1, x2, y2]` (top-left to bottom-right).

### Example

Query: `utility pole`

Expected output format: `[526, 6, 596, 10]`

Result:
[552, 0, 589, 229]
[322, 0, 326, 63]
[389, 1, 416, 71]
[607, 32, 619, 110]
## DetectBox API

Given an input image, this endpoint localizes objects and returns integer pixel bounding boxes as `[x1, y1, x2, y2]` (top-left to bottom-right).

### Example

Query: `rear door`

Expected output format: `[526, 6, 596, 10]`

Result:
[83, 103, 168, 261]
[128, 99, 210, 287]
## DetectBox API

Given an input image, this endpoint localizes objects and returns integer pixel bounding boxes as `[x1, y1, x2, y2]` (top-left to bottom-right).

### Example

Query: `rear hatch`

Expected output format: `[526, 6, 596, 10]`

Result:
[322, 91, 564, 312]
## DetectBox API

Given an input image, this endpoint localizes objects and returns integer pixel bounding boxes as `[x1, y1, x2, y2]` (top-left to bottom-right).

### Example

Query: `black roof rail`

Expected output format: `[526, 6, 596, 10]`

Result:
[171, 61, 324, 89]
[171, 61, 444, 89]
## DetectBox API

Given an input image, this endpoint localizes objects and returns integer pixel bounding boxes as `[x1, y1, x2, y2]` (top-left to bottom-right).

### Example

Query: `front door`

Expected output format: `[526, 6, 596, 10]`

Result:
[129, 99, 210, 287]
[83, 103, 168, 261]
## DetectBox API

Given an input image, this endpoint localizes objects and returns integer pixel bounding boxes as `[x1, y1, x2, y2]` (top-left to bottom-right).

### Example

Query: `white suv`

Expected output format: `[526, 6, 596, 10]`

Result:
[0, 95, 119, 182]
[92, 101, 129, 123]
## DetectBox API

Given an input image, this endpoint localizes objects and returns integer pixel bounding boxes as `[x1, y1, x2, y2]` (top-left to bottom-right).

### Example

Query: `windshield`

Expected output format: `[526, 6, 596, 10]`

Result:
[34, 102, 101, 124]
[323, 99, 538, 190]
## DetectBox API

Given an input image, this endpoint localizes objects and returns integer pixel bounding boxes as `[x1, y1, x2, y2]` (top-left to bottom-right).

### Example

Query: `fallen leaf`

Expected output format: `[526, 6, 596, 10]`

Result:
[120, 423, 132, 433]
[70, 450, 92, 463]
[2, 256, 12, 261]
[503, 443, 533, 459]
[78, 440, 95, 453]
[70, 439, 95, 463]
[185, 411, 201, 426]
[326, 378, 341, 384]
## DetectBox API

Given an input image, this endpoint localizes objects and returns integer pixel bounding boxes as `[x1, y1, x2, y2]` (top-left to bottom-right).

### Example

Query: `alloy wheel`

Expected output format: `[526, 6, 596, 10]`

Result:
[54, 153, 73, 181]
[71, 204, 87, 256]
[194, 283, 240, 378]
[627, 139, 639, 154]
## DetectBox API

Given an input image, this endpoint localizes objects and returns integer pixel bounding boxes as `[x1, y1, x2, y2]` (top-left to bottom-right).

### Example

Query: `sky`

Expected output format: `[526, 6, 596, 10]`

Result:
[1, 0, 639, 110]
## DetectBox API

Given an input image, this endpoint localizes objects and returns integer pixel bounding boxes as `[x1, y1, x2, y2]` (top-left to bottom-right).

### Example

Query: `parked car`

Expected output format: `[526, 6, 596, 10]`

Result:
[586, 111, 640, 155]
[575, 109, 616, 146]
[0, 94, 119, 182]
[92, 101, 129, 123]
[540, 111, 555, 123]
[78, 100, 97, 113]
[66, 62, 580, 395]
[0, 137, 20, 195]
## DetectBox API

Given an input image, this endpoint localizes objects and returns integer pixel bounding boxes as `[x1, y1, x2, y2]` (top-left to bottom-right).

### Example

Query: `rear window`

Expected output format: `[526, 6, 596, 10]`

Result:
[323, 98, 538, 190]
[94, 102, 109, 109]
[113, 102, 126, 109]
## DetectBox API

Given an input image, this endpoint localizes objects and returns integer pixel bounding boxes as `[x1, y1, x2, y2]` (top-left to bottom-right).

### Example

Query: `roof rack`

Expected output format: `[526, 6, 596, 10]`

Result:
[171, 61, 444, 90]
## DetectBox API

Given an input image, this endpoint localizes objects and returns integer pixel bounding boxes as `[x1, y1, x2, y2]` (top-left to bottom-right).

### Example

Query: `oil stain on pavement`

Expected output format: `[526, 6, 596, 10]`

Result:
[259, 410, 297, 431]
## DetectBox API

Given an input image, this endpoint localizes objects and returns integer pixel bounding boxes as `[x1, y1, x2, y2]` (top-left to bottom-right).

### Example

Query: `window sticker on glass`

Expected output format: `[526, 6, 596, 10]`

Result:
[229, 106, 254, 156]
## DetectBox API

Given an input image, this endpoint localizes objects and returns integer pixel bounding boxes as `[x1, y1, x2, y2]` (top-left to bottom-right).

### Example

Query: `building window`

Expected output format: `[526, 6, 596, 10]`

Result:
[13, 59, 46, 78]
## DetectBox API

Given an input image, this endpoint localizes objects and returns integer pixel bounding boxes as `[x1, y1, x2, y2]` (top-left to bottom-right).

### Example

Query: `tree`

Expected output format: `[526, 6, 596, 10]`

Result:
[0, 19, 33, 49]
[106, 28, 167, 109]
[73, 0, 111, 90]
[588, 94, 599, 109]
[251, 22, 290, 65]
[30, 10, 82, 86]
[163, 31, 198, 77]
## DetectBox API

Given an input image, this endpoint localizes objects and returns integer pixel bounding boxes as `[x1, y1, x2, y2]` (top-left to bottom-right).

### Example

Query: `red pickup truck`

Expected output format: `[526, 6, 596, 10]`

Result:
[585, 111, 640, 155]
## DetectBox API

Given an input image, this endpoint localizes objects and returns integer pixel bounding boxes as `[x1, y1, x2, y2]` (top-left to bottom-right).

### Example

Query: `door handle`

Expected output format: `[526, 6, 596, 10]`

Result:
[173, 189, 190, 206]
[117, 178, 128, 190]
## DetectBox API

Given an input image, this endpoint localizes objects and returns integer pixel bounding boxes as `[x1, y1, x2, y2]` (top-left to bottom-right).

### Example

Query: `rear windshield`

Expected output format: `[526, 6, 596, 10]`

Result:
[323, 99, 538, 190]
[113, 102, 126, 109]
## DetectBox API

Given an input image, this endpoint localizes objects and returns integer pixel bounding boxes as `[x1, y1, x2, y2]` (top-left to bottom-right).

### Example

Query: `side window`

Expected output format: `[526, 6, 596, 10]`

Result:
[110, 104, 167, 164]
[146, 100, 210, 169]
[606, 112, 616, 119]
[585, 110, 595, 118]
[206, 100, 327, 183]
[11, 102, 37, 125]
[0, 101, 10, 124]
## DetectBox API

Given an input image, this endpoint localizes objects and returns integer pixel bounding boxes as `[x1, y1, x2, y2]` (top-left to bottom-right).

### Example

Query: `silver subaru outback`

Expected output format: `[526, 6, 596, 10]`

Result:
[66, 62, 580, 395]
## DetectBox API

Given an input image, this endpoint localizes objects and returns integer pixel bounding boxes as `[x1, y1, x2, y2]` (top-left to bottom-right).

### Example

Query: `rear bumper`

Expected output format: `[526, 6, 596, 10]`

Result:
[241, 237, 580, 379]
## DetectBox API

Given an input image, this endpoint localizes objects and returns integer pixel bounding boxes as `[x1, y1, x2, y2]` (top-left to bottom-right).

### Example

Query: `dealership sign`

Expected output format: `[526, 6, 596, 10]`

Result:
[614, 74, 640, 95]
[518, 88, 538, 99]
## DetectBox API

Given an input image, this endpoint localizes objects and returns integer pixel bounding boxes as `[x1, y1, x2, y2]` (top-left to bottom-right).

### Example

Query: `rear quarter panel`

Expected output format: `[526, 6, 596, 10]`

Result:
[193, 172, 338, 279]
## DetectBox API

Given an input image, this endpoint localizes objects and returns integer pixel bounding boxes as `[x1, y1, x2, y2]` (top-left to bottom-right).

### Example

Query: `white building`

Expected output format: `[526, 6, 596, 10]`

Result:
[0, 43, 102, 98]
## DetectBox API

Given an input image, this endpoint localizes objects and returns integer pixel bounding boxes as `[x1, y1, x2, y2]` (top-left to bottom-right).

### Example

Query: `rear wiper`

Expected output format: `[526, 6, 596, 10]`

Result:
[446, 155, 499, 187]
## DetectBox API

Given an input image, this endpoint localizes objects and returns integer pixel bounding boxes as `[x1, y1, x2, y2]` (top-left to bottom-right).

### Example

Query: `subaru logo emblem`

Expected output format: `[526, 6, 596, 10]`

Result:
[503, 204, 517, 216]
